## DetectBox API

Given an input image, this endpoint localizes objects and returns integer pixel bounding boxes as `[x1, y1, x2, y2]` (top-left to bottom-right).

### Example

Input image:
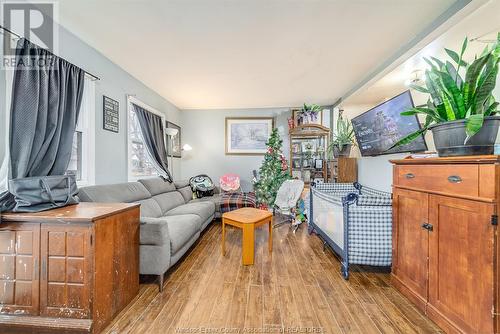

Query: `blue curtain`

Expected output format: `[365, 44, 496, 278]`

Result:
[0, 38, 85, 211]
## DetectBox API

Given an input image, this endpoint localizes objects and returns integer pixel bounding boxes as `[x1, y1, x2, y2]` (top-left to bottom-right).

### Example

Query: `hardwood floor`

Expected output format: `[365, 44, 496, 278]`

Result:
[102, 221, 442, 334]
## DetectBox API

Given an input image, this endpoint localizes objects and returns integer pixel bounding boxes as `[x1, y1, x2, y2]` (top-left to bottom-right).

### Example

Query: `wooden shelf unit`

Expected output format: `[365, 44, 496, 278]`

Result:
[289, 124, 330, 184]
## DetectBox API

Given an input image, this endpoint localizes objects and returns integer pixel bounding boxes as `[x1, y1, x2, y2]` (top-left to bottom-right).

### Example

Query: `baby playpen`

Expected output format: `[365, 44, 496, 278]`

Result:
[308, 182, 393, 279]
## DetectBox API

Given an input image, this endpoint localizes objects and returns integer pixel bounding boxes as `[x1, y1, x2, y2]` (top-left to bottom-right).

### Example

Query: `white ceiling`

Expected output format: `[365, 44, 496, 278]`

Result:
[344, 0, 500, 108]
[53, 0, 462, 109]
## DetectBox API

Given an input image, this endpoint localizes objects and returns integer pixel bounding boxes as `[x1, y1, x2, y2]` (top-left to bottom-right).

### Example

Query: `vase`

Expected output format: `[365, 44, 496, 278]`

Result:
[429, 116, 500, 157]
[333, 144, 352, 158]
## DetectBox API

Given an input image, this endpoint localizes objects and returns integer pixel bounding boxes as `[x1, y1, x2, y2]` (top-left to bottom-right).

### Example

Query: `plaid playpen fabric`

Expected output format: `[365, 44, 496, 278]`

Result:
[311, 182, 393, 267]
[348, 205, 393, 266]
[220, 192, 256, 214]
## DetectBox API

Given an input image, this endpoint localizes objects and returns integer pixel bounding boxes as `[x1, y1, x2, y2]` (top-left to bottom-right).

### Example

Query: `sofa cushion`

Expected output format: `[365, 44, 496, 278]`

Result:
[136, 198, 163, 218]
[152, 192, 186, 214]
[166, 201, 215, 222]
[78, 182, 151, 203]
[178, 186, 193, 203]
[139, 177, 176, 196]
[167, 214, 202, 254]
[139, 217, 170, 245]
[190, 194, 221, 213]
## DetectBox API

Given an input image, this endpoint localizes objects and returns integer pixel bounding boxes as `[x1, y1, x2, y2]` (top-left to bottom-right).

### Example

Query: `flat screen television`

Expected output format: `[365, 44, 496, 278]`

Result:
[351, 90, 427, 156]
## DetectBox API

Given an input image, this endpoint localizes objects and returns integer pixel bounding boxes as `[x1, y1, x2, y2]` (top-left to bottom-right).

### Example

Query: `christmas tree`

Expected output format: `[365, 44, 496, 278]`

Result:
[254, 128, 290, 208]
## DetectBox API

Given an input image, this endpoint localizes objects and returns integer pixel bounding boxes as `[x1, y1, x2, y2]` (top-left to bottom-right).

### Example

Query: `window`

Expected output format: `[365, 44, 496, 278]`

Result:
[67, 77, 95, 185]
[127, 96, 165, 180]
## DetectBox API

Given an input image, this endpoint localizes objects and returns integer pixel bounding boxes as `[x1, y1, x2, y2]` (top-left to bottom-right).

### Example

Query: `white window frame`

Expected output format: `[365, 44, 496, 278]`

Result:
[74, 76, 96, 186]
[127, 95, 166, 181]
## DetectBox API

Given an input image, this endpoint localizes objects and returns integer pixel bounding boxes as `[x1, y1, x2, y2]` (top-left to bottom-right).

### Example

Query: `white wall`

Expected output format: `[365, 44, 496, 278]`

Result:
[0, 22, 181, 185]
[180, 108, 290, 191]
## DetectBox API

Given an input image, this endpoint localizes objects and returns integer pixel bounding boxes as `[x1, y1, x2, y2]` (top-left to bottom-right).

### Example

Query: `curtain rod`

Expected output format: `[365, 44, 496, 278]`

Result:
[0, 25, 100, 81]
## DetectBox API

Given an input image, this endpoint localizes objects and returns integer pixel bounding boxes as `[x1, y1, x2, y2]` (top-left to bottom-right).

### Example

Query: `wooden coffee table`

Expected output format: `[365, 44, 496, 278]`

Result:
[221, 207, 273, 265]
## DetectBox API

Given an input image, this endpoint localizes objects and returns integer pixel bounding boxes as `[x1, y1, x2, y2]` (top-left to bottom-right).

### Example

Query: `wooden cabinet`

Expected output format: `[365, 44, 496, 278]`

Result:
[392, 188, 428, 310]
[0, 223, 40, 316]
[391, 156, 499, 334]
[0, 202, 140, 333]
[327, 157, 357, 183]
[40, 224, 93, 319]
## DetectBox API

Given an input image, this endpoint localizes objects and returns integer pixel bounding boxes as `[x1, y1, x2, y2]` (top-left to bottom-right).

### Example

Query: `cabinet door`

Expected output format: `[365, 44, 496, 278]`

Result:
[428, 195, 494, 334]
[392, 188, 429, 307]
[0, 223, 40, 315]
[40, 224, 93, 318]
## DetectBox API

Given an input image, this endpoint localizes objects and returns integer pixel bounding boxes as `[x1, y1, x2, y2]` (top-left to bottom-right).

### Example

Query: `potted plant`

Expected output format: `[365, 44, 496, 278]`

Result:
[298, 103, 322, 124]
[329, 114, 355, 158]
[392, 33, 500, 157]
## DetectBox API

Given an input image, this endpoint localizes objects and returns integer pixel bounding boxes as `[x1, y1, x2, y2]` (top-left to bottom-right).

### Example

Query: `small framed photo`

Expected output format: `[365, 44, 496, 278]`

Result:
[301, 141, 316, 152]
[291, 143, 300, 153]
[166, 121, 181, 158]
[315, 159, 323, 169]
[292, 159, 301, 169]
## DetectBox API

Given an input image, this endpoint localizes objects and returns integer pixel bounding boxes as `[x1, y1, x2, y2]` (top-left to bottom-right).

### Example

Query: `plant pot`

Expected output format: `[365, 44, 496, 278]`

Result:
[333, 144, 352, 158]
[429, 116, 500, 157]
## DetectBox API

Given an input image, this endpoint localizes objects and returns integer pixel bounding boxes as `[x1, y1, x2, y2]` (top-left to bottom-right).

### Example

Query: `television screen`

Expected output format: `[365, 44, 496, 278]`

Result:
[351, 91, 427, 156]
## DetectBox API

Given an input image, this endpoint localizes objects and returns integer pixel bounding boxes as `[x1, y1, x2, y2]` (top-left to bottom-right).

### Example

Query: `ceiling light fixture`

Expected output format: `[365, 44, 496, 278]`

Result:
[405, 69, 423, 87]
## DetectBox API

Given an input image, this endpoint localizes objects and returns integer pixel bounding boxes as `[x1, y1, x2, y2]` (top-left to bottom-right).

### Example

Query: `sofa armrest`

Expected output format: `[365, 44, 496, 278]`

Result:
[140, 217, 171, 247]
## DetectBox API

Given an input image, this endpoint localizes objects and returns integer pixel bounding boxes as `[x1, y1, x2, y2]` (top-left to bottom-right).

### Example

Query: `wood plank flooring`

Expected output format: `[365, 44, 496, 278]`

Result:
[103, 221, 442, 334]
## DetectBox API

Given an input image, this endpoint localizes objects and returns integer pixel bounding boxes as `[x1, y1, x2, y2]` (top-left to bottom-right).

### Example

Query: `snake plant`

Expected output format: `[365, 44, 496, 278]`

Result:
[392, 33, 500, 148]
[328, 114, 355, 157]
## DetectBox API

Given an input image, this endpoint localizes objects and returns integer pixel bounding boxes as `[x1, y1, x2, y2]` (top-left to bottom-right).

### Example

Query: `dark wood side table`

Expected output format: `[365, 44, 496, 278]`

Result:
[0, 202, 140, 333]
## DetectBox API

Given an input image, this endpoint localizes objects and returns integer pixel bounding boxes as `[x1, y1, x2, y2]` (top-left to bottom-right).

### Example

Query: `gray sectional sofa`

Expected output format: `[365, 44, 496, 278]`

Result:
[78, 177, 220, 290]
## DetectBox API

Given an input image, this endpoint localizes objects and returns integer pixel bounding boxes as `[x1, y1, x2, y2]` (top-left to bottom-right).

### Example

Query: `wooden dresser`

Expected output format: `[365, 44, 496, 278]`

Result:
[0, 202, 140, 333]
[391, 155, 500, 334]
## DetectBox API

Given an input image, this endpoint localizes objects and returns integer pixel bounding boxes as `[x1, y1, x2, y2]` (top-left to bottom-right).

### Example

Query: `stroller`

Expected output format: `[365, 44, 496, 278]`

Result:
[189, 174, 216, 198]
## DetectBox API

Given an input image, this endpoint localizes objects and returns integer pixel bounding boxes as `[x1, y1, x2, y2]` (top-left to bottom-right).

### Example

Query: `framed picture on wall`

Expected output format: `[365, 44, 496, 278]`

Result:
[225, 117, 274, 155]
[166, 121, 181, 158]
[103, 96, 119, 133]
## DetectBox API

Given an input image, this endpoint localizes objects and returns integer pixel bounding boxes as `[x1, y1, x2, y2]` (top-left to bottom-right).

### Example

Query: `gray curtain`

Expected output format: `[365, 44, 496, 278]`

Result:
[132, 104, 173, 182]
[0, 38, 85, 211]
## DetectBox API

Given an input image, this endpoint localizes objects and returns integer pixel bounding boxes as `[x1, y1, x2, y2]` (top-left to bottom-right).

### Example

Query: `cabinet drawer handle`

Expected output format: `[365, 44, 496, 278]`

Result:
[422, 223, 434, 231]
[447, 175, 462, 183]
[405, 173, 415, 179]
